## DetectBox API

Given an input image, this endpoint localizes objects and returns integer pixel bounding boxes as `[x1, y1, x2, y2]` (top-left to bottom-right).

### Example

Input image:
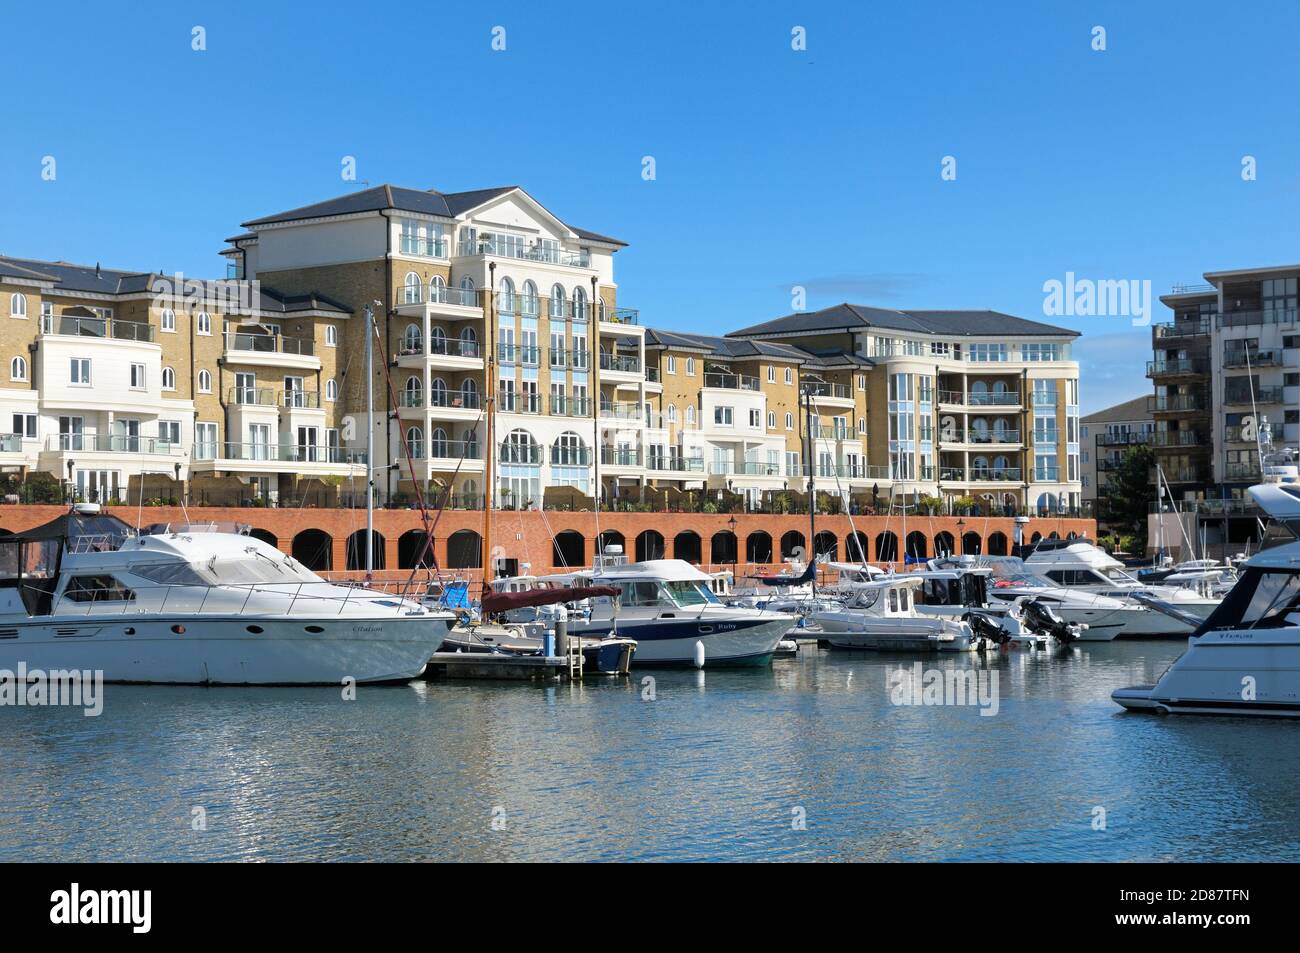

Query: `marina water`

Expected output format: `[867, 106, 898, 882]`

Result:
[2, 641, 1297, 862]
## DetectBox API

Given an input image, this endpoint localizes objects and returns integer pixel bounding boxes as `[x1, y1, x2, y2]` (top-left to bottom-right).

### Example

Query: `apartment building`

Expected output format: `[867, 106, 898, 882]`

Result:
[0, 256, 361, 503]
[1080, 395, 1154, 527]
[1152, 265, 1300, 501]
[727, 304, 1085, 512]
[0, 182, 1086, 513]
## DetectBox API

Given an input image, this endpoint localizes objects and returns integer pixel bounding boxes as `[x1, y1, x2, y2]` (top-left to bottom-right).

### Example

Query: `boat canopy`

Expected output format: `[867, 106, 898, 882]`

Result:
[751, 561, 816, 587]
[480, 584, 621, 615]
[7, 510, 135, 545]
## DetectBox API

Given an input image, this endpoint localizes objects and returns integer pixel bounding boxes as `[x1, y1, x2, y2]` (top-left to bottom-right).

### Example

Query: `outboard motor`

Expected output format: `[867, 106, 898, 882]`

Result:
[964, 611, 1010, 650]
[1022, 598, 1081, 645]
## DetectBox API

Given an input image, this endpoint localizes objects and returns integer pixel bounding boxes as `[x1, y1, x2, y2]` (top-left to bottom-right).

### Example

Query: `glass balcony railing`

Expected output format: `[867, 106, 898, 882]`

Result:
[599, 352, 642, 374]
[601, 447, 642, 466]
[463, 237, 591, 268]
[549, 396, 593, 417]
[1149, 394, 1207, 412]
[0, 434, 21, 453]
[428, 389, 480, 410]
[399, 235, 448, 258]
[703, 372, 760, 391]
[49, 434, 182, 454]
[224, 332, 314, 356]
[280, 390, 320, 409]
[941, 429, 1021, 444]
[1223, 348, 1281, 368]
[227, 387, 277, 406]
[1150, 430, 1203, 447]
[938, 389, 1021, 406]
[50, 316, 155, 342]
[497, 391, 541, 414]
[1216, 308, 1298, 329]
[395, 285, 481, 308]
[1223, 386, 1283, 405]
[499, 444, 543, 464]
[599, 401, 641, 420]
[1095, 431, 1151, 447]
[1224, 461, 1262, 481]
[1146, 358, 1206, 377]
[550, 447, 592, 466]
[215, 443, 366, 464]
[804, 381, 851, 399]
[410, 439, 481, 461]
[646, 454, 705, 472]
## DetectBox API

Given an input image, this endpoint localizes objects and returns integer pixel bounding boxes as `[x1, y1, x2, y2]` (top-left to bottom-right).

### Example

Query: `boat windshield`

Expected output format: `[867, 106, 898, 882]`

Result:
[1197, 567, 1300, 632]
[130, 556, 322, 587]
[1102, 568, 1141, 585]
[662, 580, 719, 608]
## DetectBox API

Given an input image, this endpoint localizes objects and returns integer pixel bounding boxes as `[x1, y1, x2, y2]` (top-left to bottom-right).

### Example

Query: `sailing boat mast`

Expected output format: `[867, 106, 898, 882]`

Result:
[482, 263, 496, 596]
[803, 381, 816, 597]
[364, 302, 376, 581]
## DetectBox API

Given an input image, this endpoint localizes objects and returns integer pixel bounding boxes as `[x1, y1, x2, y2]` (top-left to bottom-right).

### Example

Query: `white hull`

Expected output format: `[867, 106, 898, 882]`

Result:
[814, 613, 978, 652]
[0, 614, 450, 684]
[573, 615, 789, 666]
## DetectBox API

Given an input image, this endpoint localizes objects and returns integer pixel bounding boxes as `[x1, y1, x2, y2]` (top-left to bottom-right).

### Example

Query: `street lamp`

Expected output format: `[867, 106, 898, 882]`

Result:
[66, 459, 75, 504]
[727, 513, 738, 581]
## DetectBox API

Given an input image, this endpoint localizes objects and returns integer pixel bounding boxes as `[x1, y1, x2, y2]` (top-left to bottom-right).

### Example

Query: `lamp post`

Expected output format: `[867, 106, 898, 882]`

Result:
[727, 513, 738, 582]
[66, 459, 75, 504]
[174, 462, 183, 507]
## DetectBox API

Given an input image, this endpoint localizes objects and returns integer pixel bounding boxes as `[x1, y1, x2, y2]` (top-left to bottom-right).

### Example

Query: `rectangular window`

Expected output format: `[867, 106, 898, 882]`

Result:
[159, 420, 181, 446]
[749, 408, 762, 427]
[714, 406, 733, 426]
[70, 358, 91, 386]
[40, 302, 53, 333]
[195, 422, 218, 460]
[11, 413, 35, 438]
[129, 363, 146, 389]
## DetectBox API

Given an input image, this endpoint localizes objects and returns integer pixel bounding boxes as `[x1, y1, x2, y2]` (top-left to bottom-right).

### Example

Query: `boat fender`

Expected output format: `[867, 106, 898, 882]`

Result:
[693, 640, 705, 669]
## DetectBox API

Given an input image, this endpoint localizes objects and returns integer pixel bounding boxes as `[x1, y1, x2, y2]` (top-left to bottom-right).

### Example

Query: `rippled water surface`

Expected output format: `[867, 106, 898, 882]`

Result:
[2, 641, 1298, 861]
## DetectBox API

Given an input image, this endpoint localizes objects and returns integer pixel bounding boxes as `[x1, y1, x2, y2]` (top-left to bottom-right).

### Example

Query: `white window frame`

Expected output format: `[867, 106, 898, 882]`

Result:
[326, 379, 338, 401]
[784, 367, 793, 385]
[9, 356, 26, 382]
[129, 363, 146, 390]
[161, 366, 176, 391]
[70, 358, 91, 386]
[197, 312, 212, 335]
[9, 294, 27, 319]
[161, 308, 176, 333]
[198, 369, 212, 393]
[326, 325, 337, 347]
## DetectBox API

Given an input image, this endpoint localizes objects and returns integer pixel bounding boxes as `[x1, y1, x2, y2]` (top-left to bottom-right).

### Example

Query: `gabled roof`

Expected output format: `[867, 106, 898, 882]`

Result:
[240, 183, 626, 247]
[0, 256, 158, 295]
[728, 302, 1078, 339]
[645, 328, 808, 362]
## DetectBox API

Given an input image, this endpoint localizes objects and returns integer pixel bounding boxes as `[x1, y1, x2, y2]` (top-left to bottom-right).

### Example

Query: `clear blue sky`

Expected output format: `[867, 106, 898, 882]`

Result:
[3, 1, 1298, 414]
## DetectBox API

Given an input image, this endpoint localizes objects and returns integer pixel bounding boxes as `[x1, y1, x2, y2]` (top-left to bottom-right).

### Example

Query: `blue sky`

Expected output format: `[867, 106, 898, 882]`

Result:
[3, 0, 1298, 414]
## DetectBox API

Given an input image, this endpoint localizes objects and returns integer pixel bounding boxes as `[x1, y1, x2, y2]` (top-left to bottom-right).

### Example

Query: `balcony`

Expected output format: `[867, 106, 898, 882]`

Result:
[645, 366, 660, 383]
[206, 443, 366, 465]
[941, 429, 1021, 445]
[601, 447, 642, 467]
[429, 389, 480, 411]
[549, 396, 593, 417]
[1216, 308, 1298, 329]
[1224, 461, 1262, 481]
[1224, 348, 1282, 368]
[225, 331, 314, 357]
[551, 447, 592, 466]
[280, 390, 321, 409]
[497, 391, 541, 414]
[1095, 431, 1150, 447]
[1223, 386, 1284, 406]
[703, 372, 760, 391]
[804, 382, 851, 400]
[226, 386, 277, 407]
[412, 439, 482, 462]
[499, 444, 543, 465]
[1151, 430, 1204, 448]
[394, 285, 480, 309]
[938, 389, 1021, 407]
[599, 400, 642, 421]
[1149, 394, 1207, 413]
[813, 424, 853, 440]
[0, 434, 22, 453]
[1032, 466, 1060, 482]
[646, 453, 705, 473]
[399, 235, 448, 258]
[939, 466, 1023, 482]
[462, 237, 591, 268]
[1149, 466, 1207, 484]
[498, 344, 540, 366]
[49, 316, 154, 342]
[1146, 358, 1206, 378]
[599, 352, 642, 374]
[1153, 317, 1211, 340]
[47, 434, 181, 455]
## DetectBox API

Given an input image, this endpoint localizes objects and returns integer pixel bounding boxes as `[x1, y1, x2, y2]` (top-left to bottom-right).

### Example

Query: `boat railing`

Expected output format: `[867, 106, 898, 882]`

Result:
[41, 578, 433, 618]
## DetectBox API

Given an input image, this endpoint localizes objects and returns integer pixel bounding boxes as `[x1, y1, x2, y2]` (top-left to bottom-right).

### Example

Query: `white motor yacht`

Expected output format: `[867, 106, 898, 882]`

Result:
[0, 506, 454, 685]
[810, 576, 989, 652]
[540, 557, 792, 667]
[1113, 481, 1300, 716]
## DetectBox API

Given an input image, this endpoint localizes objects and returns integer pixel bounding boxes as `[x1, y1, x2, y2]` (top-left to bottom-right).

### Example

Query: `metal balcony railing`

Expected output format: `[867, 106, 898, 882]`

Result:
[413, 439, 481, 461]
[601, 447, 642, 466]
[599, 401, 641, 420]
[941, 429, 1021, 444]
[399, 235, 449, 258]
[498, 444, 542, 465]
[1146, 358, 1206, 377]
[1150, 430, 1203, 447]
[280, 390, 320, 409]
[224, 332, 315, 356]
[703, 372, 760, 391]
[396, 285, 480, 308]
[50, 434, 181, 454]
[463, 237, 591, 268]
[599, 352, 642, 374]
[428, 389, 480, 410]
[1223, 386, 1283, 405]
[1223, 348, 1282, 368]
[1153, 317, 1211, 339]
[1149, 394, 1207, 412]
[550, 447, 592, 466]
[549, 396, 593, 417]
[646, 454, 705, 472]
[1224, 461, 1262, 480]
[1095, 431, 1150, 447]
[1216, 308, 1298, 329]
[227, 386, 277, 406]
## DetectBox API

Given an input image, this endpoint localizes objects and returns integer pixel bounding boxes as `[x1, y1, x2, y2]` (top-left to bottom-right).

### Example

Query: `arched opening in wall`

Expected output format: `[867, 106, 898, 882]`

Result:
[875, 531, 898, 562]
[596, 530, 625, 559]
[636, 530, 665, 562]
[398, 529, 435, 569]
[1049, 531, 1060, 540]
[674, 531, 702, 564]
[813, 530, 838, 561]
[934, 531, 956, 557]
[446, 529, 482, 569]
[1066, 530, 1078, 540]
[780, 530, 806, 561]
[292, 529, 332, 572]
[552, 530, 585, 569]
[987, 531, 1008, 555]
[1030, 532, 1043, 546]
[962, 531, 982, 555]
[249, 528, 277, 549]
[710, 531, 738, 565]
[845, 531, 870, 563]
[905, 531, 928, 561]
[745, 531, 772, 564]
[346, 529, 386, 571]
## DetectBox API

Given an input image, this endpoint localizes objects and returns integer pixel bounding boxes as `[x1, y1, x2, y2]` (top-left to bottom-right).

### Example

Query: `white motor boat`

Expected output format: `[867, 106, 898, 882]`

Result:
[1024, 538, 1219, 634]
[539, 557, 792, 667]
[811, 576, 989, 652]
[1113, 482, 1300, 716]
[0, 506, 454, 685]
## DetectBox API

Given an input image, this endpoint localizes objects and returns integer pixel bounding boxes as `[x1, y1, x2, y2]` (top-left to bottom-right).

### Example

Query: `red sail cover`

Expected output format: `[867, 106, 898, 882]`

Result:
[480, 585, 621, 616]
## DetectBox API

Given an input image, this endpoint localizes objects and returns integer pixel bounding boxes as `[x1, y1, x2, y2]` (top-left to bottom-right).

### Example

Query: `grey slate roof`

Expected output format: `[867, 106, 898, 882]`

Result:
[727, 302, 1078, 339]
[240, 184, 627, 247]
[644, 326, 873, 367]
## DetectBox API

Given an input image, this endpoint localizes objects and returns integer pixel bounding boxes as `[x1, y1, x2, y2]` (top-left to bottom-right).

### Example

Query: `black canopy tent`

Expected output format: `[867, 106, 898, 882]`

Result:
[0, 508, 135, 615]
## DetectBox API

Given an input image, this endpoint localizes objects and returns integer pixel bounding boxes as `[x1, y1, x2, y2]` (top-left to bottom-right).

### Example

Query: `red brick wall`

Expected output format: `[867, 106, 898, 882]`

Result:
[0, 504, 1095, 583]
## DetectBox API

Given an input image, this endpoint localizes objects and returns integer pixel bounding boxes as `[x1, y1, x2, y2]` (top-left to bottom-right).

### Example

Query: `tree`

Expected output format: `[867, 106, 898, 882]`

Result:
[1105, 444, 1156, 538]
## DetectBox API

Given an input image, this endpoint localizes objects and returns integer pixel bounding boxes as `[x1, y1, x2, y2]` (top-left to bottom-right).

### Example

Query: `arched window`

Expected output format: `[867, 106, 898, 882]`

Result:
[406, 426, 424, 458]
[325, 324, 337, 347]
[786, 412, 794, 429]
[463, 427, 479, 458]
[686, 406, 697, 426]
[198, 369, 212, 393]
[429, 325, 447, 354]
[461, 378, 479, 407]
[404, 272, 422, 304]
[498, 277, 516, 314]
[573, 286, 588, 321]
[550, 283, 566, 319]
[429, 274, 446, 303]
[9, 356, 25, 381]
[430, 377, 448, 407]
[161, 366, 175, 390]
[197, 312, 211, 335]
[521, 280, 539, 316]
[459, 325, 478, 357]
[8, 294, 26, 319]
[459, 275, 475, 305]
[404, 376, 422, 407]
[430, 427, 449, 458]
[667, 404, 677, 424]
[501, 428, 539, 464]
[325, 379, 337, 401]
[552, 431, 587, 466]
[161, 308, 176, 332]
[403, 323, 423, 354]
